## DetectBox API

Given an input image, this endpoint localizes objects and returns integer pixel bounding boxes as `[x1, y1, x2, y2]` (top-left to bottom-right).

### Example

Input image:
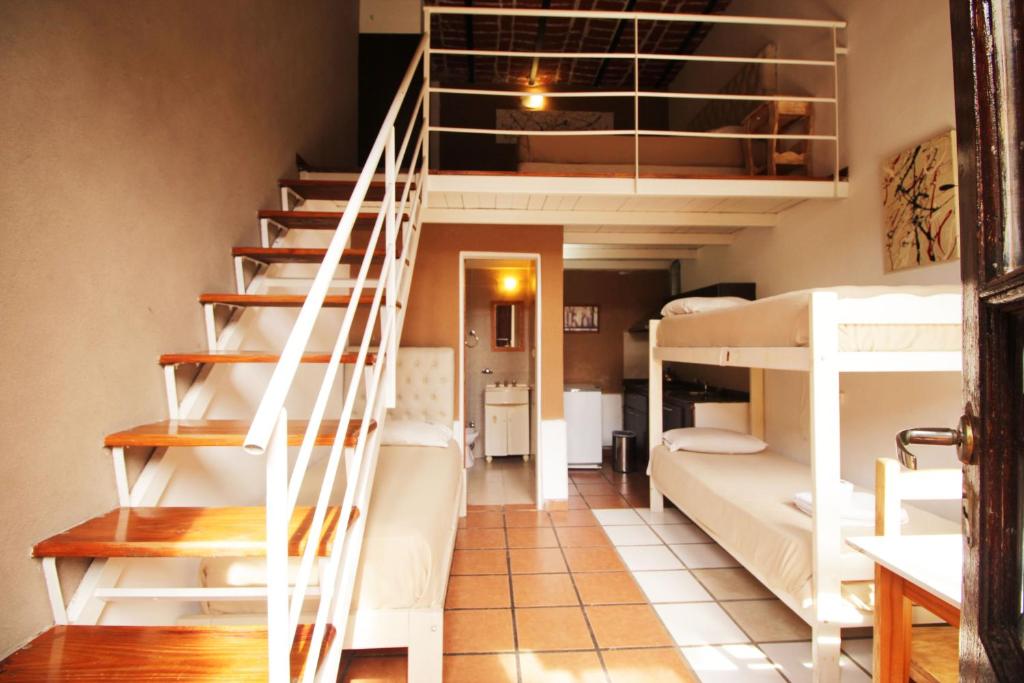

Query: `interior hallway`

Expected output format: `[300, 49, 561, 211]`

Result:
[340, 452, 874, 682]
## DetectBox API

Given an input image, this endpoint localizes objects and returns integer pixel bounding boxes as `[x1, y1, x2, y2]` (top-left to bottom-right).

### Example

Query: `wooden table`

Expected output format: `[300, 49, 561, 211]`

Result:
[847, 534, 962, 683]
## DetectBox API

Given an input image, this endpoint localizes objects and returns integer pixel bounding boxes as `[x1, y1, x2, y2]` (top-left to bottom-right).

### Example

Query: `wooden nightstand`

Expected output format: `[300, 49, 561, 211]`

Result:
[742, 100, 814, 176]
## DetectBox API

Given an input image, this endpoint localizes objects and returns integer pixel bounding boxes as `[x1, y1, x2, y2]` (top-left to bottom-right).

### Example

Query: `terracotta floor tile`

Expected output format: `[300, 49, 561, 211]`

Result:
[582, 494, 631, 508]
[507, 527, 559, 548]
[504, 503, 539, 511]
[445, 575, 511, 609]
[567, 497, 591, 509]
[586, 604, 674, 648]
[443, 654, 518, 683]
[509, 548, 568, 574]
[603, 648, 698, 683]
[467, 504, 504, 512]
[443, 609, 515, 653]
[515, 606, 594, 651]
[342, 654, 407, 682]
[518, 651, 606, 683]
[570, 471, 608, 483]
[624, 494, 651, 508]
[575, 483, 619, 496]
[545, 500, 569, 512]
[504, 510, 553, 528]
[512, 573, 579, 607]
[460, 511, 505, 528]
[455, 528, 507, 550]
[549, 510, 600, 527]
[555, 526, 612, 548]
[573, 571, 646, 605]
[451, 549, 508, 576]
[563, 546, 627, 573]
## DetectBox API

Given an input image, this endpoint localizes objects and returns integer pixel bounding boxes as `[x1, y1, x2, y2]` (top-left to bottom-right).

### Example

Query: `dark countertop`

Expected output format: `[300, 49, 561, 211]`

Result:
[623, 378, 748, 403]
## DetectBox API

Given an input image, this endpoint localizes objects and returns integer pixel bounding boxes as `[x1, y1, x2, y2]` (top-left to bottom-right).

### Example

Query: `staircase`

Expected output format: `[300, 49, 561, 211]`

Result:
[0, 37, 428, 682]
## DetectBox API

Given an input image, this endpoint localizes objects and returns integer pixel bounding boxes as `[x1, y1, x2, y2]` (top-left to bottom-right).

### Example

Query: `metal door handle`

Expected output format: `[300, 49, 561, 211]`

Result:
[896, 414, 975, 469]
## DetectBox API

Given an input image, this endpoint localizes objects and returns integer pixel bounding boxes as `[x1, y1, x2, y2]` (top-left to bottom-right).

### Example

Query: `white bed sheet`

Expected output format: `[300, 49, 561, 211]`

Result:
[655, 286, 962, 352]
[196, 441, 462, 615]
[650, 445, 958, 604]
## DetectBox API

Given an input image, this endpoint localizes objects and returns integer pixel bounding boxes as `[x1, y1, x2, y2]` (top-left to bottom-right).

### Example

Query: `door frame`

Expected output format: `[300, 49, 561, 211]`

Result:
[949, 0, 1024, 678]
[458, 251, 543, 506]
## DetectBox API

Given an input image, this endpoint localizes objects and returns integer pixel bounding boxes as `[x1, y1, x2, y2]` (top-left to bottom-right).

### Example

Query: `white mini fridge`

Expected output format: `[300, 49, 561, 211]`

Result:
[564, 384, 602, 468]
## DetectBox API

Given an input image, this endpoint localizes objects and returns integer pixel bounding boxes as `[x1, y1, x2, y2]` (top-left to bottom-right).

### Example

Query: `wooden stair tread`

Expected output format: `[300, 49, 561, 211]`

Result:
[33, 506, 339, 558]
[104, 418, 373, 448]
[258, 209, 409, 229]
[233, 246, 386, 264]
[159, 350, 376, 366]
[910, 625, 959, 683]
[281, 178, 391, 201]
[198, 293, 390, 307]
[0, 624, 332, 680]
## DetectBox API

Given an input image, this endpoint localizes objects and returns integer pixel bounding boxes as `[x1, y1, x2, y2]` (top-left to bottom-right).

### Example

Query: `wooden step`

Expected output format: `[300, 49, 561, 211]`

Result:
[233, 246, 386, 265]
[33, 506, 339, 558]
[159, 350, 376, 366]
[198, 293, 387, 308]
[104, 418, 373, 449]
[258, 209, 408, 230]
[281, 178, 390, 202]
[0, 624, 332, 680]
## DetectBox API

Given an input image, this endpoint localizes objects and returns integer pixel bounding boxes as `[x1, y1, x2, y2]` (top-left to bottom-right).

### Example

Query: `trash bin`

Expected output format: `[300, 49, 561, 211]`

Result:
[612, 430, 637, 473]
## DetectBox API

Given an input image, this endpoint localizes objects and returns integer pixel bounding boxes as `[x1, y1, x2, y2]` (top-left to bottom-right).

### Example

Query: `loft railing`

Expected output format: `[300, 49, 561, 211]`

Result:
[244, 36, 427, 682]
[423, 5, 847, 194]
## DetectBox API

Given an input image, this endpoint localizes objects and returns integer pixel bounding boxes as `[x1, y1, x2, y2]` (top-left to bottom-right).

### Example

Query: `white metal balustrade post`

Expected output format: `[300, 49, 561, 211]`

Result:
[385, 127, 398, 409]
[265, 408, 290, 682]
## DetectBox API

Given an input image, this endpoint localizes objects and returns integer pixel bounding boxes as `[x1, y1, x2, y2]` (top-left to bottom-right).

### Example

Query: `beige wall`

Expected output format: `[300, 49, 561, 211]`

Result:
[672, 0, 963, 513]
[0, 0, 357, 655]
[402, 224, 564, 421]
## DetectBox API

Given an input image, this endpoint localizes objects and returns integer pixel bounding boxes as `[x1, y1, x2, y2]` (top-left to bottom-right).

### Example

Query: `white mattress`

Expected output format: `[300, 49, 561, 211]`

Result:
[196, 441, 462, 616]
[656, 286, 962, 352]
[650, 445, 958, 605]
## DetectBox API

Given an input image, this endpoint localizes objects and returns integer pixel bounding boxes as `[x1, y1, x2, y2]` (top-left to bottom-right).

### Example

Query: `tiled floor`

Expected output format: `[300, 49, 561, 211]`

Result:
[341, 455, 874, 682]
[467, 455, 537, 506]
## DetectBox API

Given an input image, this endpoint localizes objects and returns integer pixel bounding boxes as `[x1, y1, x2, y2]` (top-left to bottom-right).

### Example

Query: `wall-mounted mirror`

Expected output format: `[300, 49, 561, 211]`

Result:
[492, 301, 524, 351]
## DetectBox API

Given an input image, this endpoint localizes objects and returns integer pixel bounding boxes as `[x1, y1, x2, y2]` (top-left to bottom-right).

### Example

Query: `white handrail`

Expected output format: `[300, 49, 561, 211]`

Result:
[249, 34, 428, 682]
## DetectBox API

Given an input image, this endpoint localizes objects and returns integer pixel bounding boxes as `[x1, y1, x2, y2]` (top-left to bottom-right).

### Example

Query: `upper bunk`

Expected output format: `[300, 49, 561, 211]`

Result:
[420, 2, 850, 230]
[650, 287, 963, 374]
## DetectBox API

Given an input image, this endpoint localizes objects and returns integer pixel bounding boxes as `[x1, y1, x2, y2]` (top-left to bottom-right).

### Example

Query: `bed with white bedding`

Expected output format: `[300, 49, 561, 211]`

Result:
[650, 445, 957, 614]
[648, 285, 964, 681]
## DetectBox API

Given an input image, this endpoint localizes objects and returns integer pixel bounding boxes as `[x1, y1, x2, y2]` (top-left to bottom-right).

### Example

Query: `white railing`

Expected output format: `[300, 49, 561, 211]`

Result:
[423, 5, 846, 193]
[244, 36, 427, 682]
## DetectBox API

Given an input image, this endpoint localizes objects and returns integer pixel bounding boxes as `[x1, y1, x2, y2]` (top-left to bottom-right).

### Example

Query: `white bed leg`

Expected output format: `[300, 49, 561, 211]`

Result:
[408, 610, 443, 683]
[811, 622, 841, 683]
[649, 483, 664, 513]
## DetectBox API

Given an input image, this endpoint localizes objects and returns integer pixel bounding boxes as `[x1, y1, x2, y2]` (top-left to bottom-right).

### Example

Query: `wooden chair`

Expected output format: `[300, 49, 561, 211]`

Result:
[875, 458, 962, 683]
[741, 100, 814, 176]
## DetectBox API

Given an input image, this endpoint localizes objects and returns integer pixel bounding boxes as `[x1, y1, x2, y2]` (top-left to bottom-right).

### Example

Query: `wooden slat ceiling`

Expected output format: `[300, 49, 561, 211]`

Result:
[427, 0, 732, 89]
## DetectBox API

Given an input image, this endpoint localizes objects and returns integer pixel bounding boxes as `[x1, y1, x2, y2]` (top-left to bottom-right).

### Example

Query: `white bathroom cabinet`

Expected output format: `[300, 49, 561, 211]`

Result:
[484, 386, 530, 460]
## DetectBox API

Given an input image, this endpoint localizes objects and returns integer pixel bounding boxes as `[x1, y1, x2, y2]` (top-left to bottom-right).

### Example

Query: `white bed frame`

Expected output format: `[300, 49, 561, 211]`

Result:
[647, 290, 961, 683]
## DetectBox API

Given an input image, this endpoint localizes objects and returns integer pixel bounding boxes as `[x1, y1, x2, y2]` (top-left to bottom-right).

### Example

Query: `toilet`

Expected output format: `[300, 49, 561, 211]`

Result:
[465, 426, 479, 464]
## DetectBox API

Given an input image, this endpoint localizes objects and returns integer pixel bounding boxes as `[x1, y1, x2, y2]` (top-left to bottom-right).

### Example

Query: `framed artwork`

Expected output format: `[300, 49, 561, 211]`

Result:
[564, 305, 599, 333]
[881, 130, 961, 272]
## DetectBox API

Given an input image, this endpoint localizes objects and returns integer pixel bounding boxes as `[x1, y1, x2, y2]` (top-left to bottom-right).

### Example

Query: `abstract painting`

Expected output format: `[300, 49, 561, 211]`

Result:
[881, 130, 960, 272]
[564, 305, 599, 333]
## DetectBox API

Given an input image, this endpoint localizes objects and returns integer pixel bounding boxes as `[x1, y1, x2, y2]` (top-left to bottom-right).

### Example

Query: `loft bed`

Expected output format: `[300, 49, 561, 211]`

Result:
[647, 286, 962, 683]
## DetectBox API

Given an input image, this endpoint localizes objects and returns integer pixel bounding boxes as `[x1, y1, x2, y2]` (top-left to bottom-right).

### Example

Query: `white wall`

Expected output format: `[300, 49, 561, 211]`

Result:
[360, 0, 422, 34]
[675, 0, 963, 516]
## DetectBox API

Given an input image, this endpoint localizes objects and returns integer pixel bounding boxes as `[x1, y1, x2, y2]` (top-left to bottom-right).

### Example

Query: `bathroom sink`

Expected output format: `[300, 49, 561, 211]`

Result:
[485, 385, 530, 405]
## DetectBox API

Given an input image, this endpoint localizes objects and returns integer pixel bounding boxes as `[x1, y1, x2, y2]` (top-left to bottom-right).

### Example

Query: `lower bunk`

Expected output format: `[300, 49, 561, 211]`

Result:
[648, 444, 957, 626]
[181, 440, 464, 683]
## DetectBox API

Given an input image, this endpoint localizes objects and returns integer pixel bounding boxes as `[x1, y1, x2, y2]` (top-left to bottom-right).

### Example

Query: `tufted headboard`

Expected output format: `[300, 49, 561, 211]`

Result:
[390, 347, 455, 426]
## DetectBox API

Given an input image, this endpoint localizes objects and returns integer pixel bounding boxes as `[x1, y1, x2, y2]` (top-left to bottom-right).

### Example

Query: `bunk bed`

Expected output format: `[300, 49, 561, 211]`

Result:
[647, 286, 962, 683]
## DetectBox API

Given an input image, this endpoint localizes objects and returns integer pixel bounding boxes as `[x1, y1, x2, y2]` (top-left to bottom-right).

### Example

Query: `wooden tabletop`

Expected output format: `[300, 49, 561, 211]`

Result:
[847, 534, 963, 608]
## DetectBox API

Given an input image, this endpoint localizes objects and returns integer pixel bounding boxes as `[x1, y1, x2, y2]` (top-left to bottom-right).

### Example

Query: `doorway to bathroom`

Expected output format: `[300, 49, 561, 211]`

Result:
[459, 253, 541, 507]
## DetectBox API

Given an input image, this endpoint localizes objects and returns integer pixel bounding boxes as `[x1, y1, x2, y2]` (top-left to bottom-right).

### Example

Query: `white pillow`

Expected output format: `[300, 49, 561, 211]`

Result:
[662, 427, 767, 454]
[381, 419, 452, 447]
[660, 296, 748, 317]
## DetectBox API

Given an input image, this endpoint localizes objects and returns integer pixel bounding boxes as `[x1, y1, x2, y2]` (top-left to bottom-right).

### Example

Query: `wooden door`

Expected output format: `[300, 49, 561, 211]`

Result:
[949, 0, 1024, 678]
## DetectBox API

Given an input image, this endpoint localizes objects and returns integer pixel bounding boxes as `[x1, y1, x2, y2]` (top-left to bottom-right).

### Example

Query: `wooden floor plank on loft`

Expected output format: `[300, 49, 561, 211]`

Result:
[158, 350, 377, 366]
[103, 418, 374, 448]
[0, 624, 333, 681]
[32, 506, 339, 558]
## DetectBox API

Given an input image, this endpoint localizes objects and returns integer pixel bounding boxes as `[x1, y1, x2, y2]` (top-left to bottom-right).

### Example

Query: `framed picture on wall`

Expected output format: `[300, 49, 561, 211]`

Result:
[564, 305, 599, 333]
